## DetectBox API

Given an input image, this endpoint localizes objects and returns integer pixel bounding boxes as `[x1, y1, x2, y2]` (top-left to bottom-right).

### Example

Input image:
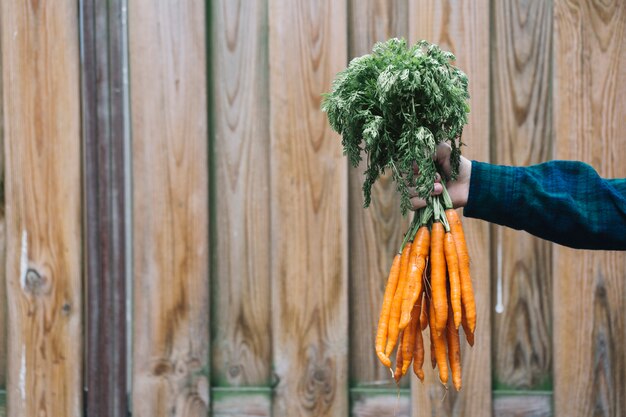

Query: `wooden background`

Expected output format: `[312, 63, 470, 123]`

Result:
[0, 0, 624, 416]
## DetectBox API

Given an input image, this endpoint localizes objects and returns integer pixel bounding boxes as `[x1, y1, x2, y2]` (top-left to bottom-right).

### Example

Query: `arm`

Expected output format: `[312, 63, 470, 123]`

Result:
[463, 160, 626, 250]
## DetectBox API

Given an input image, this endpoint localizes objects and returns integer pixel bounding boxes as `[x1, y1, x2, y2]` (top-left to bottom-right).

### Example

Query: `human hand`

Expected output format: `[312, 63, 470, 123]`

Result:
[409, 143, 471, 210]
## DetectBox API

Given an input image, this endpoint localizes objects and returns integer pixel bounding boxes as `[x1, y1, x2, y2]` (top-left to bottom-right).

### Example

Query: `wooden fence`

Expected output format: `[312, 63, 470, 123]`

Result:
[0, 0, 624, 416]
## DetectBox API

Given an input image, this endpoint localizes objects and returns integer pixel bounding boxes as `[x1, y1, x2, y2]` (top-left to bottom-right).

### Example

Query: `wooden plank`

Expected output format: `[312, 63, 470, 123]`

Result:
[211, 0, 272, 396]
[408, 1, 491, 415]
[553, 1, 626, 416]
[0, 390, 4, 417]
[493, 393, 552, 417]
[80, 0, 128, 415]
[1, 1, 83, 416]
[0, 48, 5, 389]
[347, 0, 411, 391]
[0, 214, 4, 388]
[491, 0, 553, 390]
[351, 388, 410, 417]
[129, 1, 210, 416]
[268, 0, 348, 415]
[211, 388, 271, 417]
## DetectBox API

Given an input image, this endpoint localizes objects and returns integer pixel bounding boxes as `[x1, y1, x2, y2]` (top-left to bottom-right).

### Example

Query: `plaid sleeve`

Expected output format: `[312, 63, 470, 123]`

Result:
[463, 160, 626, 250]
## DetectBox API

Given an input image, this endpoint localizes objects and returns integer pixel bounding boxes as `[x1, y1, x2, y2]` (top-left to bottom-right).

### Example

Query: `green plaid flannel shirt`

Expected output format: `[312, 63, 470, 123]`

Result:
[463, 160, 626, 250]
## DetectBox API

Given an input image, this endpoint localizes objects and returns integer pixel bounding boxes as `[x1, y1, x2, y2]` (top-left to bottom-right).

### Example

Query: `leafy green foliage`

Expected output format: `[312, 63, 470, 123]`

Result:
[322, 38, 470, 215]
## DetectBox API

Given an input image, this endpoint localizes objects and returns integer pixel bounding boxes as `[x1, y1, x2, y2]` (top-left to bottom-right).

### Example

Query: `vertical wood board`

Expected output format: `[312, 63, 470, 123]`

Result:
[1, 0, 83, 415]
[80, 0, 128, 415]
[347, 0, 411, 389]
[211, 0, 272, 393]
[491, 0, 553, 390]
[129, 1, 210, 416]
[269, 0, 349, 415]
[408, 0, 491, 415]
[553, 1, 626, 416]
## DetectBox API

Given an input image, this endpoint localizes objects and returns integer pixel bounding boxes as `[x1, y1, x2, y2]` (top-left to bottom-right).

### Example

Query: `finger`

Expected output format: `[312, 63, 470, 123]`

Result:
[435, 143, 452, 179]
[432, 183, 443, 195]
[410, 196, 427, 210]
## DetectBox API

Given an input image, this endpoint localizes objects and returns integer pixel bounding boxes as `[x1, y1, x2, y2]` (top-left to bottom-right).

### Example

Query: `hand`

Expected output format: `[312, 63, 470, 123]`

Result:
[409, 143, 471, 210]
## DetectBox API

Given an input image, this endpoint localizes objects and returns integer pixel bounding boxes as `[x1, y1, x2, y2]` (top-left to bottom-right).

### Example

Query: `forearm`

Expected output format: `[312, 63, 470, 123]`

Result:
[463, 160, 626, 250]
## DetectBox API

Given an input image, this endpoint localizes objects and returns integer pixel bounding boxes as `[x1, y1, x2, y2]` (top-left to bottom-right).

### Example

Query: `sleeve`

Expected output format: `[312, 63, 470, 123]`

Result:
[462, 160, 626, 250]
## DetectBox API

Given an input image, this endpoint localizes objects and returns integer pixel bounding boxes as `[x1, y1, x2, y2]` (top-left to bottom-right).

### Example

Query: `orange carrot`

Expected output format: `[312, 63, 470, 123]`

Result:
[399, 253, 426, 330]
[401, 302, 420, 375]
[375, 254, 401, 367]
[444, 232, 462, 329]
[429, 293, 448, 384]
[430, 222, 448, 336]
[413, 297, 425, 381]
[394, 332, 404, 383]
[447, 303, 462, 391]
[461, 303, 475, 347]
[385, 242, 413, 356]
[420, 289, 429, 331]
[445, 208, 476, 333]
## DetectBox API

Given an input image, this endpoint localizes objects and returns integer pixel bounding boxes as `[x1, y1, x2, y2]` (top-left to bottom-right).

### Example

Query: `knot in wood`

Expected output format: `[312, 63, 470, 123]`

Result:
[25, 268, 48, 295]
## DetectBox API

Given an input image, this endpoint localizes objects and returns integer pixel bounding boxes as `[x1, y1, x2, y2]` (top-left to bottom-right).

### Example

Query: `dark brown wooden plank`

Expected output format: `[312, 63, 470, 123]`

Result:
[348, 0, 411, 391]
[80, 0, 128, 415]
[553, 1, 626, 416]
[1, 0, 83, 414]
[129, 1, 210, 415]
[211, 0, 272, 395]
[491, 0, 553, 390]
[493, 393, 552, 417]
[408, 0, 491, 415]
[268, 0, 349, 415]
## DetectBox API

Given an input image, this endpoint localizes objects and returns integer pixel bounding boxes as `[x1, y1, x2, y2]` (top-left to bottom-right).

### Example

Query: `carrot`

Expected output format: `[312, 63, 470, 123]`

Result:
[444, 232, 462, 329]
[429, 293, 448, 384]
[430, 222, 448, 336]
[400, 226, 429, 326]
[420, 289, 429, 331]
[385, 242, 413, 356]
[399, 253, 426, 330]
[375, 254, 401, 367]
[461, 303, 475, 347]
[445, 208, 476, 333]
[412, 296, 425, 381]
[401, 302, 420, 375]
[394, 332, 404, 383]
[446, 303, 462, 391]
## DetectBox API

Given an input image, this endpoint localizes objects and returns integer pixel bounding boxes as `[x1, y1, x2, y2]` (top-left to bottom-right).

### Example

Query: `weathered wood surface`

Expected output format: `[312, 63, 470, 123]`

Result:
[0, 59, 4, 389]
[348, 0, 411, 391]
[493, 394, 552, 417]
[129, 1, 210, 416]
[351, 390, 410, 417]
[491, 0, 553, 390]
[80, 0, 128, 415]
[211, 0, 272, 396]
[1, 0, 83, 415]
[409, 0, 492, 415]
[553, 1, 626, 416]
[268, 0, 348, 415]
[211, 389, 271, 417]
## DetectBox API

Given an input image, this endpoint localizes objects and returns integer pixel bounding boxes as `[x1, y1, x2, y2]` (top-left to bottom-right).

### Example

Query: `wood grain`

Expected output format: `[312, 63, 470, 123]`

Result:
[347, 0, 411, 389]
[0, 130, 4, 387]
[129, 1, 210, 416]
[351, 390, 410, 417]
[211, 389, 271, 417]
[408, 0, 491, 415]
[1, 0, 83, 415]
[491, 0, 553, 390]
[80, 0, 128, 415]
[211, 0, 271, 394]
[493, 393, 552, 417]
[553, 1, 626, 416]
[269, 0, 348, 415]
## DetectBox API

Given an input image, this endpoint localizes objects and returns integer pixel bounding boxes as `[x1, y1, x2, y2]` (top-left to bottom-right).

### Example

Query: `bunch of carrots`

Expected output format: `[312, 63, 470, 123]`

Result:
[375, 185, 476, 391]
